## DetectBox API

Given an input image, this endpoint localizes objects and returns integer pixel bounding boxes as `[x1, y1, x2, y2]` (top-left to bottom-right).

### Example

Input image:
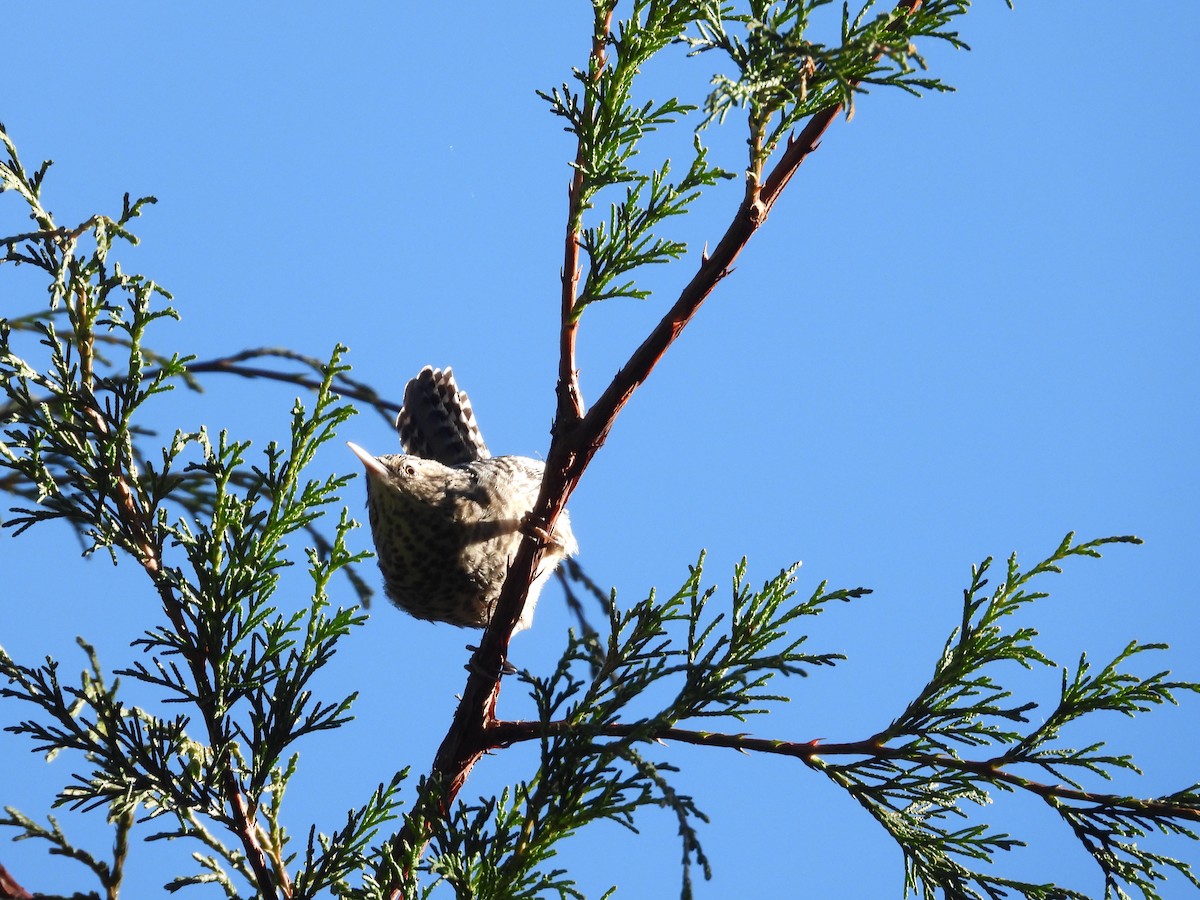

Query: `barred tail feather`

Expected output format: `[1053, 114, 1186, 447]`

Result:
[396, 366, 491, 465]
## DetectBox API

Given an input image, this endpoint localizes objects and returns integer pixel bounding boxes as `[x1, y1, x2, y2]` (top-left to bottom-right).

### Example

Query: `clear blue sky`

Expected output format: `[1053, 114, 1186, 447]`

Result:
[3, 3, 1198, 897]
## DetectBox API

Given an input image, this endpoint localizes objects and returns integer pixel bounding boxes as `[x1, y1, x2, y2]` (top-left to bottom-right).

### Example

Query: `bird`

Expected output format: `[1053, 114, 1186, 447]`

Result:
[347, 366, 577, 632]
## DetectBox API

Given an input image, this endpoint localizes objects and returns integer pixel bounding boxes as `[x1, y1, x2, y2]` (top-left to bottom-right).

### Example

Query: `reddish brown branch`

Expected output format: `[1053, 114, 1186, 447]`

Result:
[557, 10, 615, 428]
[558, 165, 586, 428]
[388, 0, 928, 891]
[0, 862, 32, 900]
[390, 16, 620, 872]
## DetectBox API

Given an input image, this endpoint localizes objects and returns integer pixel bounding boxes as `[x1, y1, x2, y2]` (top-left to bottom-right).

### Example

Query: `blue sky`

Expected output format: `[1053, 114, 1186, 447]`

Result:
[3, 3, 1198, 897]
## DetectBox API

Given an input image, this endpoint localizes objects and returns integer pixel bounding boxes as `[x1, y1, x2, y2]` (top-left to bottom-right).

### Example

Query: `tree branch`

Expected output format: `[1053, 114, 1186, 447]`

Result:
[487, 719, 1200, 824]
[389, 0, 931, 888]
[0, 862, 33, 900]
[556, 8, 614, 429]
[184, 349, 402, 424]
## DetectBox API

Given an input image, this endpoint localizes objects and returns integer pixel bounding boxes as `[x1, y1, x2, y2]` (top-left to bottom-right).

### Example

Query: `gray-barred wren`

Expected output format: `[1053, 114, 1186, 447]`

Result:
[348, 366, 576, 632]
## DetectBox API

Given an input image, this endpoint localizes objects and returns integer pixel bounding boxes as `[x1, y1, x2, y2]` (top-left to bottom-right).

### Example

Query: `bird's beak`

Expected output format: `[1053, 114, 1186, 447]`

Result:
[346, 442, 390, 479]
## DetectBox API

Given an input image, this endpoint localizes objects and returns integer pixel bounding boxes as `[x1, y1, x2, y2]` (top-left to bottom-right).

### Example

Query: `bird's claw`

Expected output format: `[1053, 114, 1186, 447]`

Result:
[521, 513, 564, 552]
[465, 644, 517, 678]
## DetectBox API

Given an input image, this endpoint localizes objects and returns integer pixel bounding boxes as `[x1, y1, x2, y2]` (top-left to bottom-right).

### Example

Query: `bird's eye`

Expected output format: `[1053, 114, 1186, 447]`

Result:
[403, 463, 416, 476]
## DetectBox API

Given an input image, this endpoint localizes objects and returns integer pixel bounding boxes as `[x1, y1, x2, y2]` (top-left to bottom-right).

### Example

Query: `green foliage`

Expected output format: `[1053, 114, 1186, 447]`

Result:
[686, 1, 973, 174]
[392, 557, 865, 899]
[814, 534, 1200, 900]
[0, 124, 402, 897]
[539, 2, 733, 315]
[2, 2, 1199, 899]
[289, 772, 409, 900]
[0, 803, 133, 897]
[575, 144, 729, 307]
[539, 0, 989, 321]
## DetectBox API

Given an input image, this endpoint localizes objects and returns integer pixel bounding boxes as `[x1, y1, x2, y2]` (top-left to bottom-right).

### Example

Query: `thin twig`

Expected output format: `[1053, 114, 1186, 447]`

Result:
[555, 9, 614, 429]
[184, 348, 402, 421]
[556, 557, 609, 639]
[0, 344, 402, 435]
[487, 719, 1200, 824]
[0, 217, 101, 250]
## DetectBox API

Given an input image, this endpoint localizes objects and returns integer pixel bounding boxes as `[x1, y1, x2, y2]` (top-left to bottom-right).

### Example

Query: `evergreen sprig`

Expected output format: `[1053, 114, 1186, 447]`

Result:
[539, 1, 733, 316]
[686, 1, 973, 178]
[412, 535, 1198, 899]
[530, 554, 857, 736]
[1057, 802, 1200, 899]
[419, 556, 865, 897]
[0, 803, 132, 899]
[578, 142, 727, 305]
[808, 534, 1200, 900]
[288, 772, 407, 900]
[0, 130, 400, 897]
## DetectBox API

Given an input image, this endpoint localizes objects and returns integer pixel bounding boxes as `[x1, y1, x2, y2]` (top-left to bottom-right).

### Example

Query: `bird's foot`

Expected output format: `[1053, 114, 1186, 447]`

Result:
[465, 644, 517, 678]
[521, 512, 565, 552]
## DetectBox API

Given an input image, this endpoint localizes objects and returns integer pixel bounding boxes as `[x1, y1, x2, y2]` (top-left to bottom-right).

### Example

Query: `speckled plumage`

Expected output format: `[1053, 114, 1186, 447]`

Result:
[348, 367, 576, 632]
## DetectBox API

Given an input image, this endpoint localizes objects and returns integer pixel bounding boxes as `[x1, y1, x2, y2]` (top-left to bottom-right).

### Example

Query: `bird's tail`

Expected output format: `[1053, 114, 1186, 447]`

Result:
[395, 366, 491, 465]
